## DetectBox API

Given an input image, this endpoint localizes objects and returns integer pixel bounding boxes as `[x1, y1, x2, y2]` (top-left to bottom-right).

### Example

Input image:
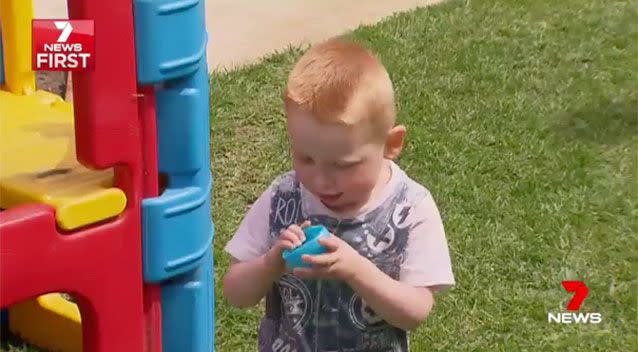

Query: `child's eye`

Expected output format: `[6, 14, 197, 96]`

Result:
[300, 156, 314, 164]
[335, 161, 359, 169]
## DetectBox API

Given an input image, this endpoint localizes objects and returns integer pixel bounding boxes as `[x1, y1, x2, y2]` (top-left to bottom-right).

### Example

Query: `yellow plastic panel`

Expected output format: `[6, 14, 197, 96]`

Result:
[0, 90, 127, 229]
[9, 294, 82, 352]
[0, 0, 36, 94]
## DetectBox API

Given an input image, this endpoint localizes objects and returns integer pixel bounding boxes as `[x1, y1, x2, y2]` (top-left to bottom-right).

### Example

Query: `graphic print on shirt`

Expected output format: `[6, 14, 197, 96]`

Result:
[348, 294, 384, 329]
[279, 274, 313, 334]
[262, 173, 422, 352]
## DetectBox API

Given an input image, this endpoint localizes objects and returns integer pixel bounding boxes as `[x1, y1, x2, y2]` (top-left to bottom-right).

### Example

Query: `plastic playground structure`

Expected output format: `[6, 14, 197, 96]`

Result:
[0, 0, 214, 351]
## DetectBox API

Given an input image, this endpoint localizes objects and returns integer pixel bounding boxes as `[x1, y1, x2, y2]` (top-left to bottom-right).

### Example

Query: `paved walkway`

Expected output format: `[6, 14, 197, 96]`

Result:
[205, 0, 442, 70]
[34, 0, 442, 70]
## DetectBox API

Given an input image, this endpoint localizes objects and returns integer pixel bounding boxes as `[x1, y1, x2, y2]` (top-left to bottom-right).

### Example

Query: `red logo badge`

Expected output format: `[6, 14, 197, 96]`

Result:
[562, 280, 589, 311]
[32, 20, 95, 71]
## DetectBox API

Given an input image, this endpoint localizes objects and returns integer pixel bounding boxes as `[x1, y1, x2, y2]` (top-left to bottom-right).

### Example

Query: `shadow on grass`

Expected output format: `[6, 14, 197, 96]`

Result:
[555, 96, 638, 145]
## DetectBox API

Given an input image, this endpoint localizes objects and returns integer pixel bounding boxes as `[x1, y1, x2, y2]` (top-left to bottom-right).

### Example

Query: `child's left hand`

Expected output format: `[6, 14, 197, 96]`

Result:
[293, 234, 368, 281]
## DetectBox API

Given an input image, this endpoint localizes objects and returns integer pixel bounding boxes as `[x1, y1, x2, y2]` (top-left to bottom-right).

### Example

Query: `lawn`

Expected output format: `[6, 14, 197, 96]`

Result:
[3, 0, 636, 351]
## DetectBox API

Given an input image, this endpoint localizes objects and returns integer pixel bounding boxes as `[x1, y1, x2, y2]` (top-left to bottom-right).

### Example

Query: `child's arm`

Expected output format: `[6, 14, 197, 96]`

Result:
[223, 222, 309, 308]
[295, 236, 434, 331]
[347, 259, 434, 331]
[223, 255, 283, 308]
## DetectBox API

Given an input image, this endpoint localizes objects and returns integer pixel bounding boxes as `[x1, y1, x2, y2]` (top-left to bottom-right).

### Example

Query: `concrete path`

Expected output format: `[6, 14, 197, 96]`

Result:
[205, 0, 442, 70]
[33, 0, 442, 70]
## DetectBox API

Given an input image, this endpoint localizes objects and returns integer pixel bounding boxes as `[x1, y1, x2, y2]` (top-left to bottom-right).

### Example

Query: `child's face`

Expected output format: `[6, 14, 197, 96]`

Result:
[287, 109, 389, 213]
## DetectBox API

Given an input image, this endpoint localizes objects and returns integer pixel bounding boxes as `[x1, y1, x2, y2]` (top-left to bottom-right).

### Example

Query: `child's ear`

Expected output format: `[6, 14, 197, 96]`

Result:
[384, 125, 406, 159]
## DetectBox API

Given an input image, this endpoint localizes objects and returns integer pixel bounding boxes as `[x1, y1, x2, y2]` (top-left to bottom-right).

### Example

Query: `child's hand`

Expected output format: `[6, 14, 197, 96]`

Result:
[293, 234, 368, 282]
[264, 220, 311, 276]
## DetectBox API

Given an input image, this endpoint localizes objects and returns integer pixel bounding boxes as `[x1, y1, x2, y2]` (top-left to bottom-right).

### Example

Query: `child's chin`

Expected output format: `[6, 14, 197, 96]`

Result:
[321, 198, 344, 209]
[324, 199, 361, 213]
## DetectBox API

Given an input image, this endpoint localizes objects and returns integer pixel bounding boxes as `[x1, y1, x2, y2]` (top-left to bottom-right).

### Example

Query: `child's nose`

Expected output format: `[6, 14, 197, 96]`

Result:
[314, 170, 336, 191]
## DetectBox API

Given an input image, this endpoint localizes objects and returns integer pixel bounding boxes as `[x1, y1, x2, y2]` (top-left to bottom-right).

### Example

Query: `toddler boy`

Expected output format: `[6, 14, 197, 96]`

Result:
[223, 37, 454, 352]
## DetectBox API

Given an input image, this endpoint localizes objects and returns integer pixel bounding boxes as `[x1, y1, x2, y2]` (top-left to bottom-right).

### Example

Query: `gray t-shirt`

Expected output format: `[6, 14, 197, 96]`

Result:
[225, 161, 455, 352]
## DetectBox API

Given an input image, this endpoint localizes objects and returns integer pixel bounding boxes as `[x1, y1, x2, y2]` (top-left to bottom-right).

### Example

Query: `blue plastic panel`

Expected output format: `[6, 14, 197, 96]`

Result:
[142, 63, 212, 282]
[134, 0, 207, 84]
[161, 249, 214, 352]
[143, 179, 212, 282]
[155, 73, 208, 177]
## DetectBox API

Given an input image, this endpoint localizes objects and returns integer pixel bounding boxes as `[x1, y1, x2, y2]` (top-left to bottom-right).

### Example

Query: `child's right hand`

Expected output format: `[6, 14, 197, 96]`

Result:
[264, 220, 310, 275]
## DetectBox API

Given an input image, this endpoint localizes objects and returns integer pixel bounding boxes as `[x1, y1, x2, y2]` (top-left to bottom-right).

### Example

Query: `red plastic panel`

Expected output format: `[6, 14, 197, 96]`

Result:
[139, 84, 163, 352]
[0, 204, 145, 352]
[67, 0, 141, 177]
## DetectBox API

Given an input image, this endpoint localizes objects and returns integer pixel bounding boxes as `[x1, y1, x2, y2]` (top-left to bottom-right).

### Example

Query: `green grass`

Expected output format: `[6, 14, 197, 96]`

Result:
[211, 0, 637, 351]
[3, 0, 636, 351]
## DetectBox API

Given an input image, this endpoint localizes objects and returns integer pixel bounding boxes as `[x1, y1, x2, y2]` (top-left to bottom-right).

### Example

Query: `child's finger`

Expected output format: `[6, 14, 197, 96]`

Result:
[281, 230, 303, 247]
[300, 220, 311, 228]
[317, 235, 340, 251]
[287, 225, 306, 242]
[278, 239, 295, 250]
[301, 253, 336, 266]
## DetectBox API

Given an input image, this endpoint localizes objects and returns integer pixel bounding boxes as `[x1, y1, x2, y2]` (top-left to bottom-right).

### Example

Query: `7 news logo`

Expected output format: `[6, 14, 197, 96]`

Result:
[32, 20, 95, 71]
[547, 281, 602, 324]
